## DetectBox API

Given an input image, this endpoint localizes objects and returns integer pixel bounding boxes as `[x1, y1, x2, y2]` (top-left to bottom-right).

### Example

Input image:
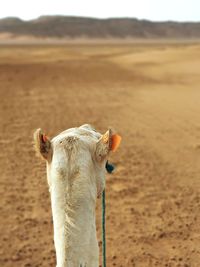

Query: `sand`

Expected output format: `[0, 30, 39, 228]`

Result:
[1, 42, 200, 267]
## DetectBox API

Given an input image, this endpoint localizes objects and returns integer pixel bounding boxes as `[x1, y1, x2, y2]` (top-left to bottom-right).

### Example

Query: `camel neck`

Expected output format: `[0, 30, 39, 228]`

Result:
[51, 180, 99, 267]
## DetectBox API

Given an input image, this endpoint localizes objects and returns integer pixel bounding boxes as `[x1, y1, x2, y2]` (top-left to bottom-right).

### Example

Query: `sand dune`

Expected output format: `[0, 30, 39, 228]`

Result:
[1, 41, 200, 266]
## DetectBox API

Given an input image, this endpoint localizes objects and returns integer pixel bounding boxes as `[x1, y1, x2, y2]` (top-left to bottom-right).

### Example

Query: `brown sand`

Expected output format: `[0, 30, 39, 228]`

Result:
[1, 42, 200, 267]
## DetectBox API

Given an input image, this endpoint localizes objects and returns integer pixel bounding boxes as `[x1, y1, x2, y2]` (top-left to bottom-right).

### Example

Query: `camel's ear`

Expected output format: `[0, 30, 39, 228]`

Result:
[33, 128, 52, 161]
[96, 129, 121, 161]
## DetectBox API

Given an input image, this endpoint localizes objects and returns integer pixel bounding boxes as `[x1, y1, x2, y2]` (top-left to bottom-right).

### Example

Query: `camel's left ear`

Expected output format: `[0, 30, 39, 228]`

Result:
[96, 129, 121, 161]
[33, 128, 52, 161]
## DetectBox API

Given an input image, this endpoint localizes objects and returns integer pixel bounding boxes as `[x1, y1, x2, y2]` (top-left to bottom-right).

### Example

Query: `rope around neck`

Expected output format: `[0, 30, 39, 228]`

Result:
[102, 189, 106, 267]
[102, 161, 115, 267]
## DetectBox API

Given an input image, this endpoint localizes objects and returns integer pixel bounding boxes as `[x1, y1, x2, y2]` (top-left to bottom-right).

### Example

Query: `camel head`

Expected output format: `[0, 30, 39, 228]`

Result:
[33, 124, 117, 197]
[33, 124, 120, 267]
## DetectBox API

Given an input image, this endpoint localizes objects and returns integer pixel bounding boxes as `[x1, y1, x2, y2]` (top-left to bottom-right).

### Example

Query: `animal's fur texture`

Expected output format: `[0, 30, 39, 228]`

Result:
[33, 124, 113, 267]
[33, 128, 52, 161]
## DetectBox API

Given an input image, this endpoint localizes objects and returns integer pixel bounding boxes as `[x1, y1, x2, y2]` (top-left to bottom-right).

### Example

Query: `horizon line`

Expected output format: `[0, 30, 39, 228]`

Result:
[0, 14, 200, 24]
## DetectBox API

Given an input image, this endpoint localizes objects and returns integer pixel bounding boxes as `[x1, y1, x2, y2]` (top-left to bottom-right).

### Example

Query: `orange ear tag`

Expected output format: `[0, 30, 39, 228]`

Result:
[111, 134, 122, 152]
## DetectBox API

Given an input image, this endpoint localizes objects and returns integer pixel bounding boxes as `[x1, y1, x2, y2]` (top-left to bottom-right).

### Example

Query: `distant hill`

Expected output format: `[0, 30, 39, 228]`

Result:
[0, 16, 200, 39]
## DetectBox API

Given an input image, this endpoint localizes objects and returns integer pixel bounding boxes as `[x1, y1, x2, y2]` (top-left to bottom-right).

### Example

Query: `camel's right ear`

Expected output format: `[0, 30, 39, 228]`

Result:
[33, 128, 52, 161]
[96, 129, 121, 162]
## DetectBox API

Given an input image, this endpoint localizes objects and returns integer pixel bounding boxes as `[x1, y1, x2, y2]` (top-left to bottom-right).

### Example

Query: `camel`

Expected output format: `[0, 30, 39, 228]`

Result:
[33, 124, 121, 267]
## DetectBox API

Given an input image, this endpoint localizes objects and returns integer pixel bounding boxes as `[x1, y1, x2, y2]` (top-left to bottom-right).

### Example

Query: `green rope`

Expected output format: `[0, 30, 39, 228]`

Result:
[102, 189, 106, 267]
[102, 161, 115, 267]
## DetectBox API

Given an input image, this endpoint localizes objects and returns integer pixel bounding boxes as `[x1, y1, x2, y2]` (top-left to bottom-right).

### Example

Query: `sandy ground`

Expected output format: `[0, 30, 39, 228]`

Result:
[1, 42, 200, 267]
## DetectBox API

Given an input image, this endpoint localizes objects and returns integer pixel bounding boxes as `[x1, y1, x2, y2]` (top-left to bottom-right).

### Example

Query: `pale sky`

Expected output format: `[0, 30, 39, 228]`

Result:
[0, 0, 199, 22]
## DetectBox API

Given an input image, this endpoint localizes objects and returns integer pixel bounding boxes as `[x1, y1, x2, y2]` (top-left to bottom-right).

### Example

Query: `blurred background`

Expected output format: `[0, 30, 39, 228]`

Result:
[0, 1, 200, 266]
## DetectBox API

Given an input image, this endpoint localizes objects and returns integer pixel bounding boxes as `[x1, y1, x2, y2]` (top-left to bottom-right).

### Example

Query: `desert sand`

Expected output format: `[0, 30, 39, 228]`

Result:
[1, 41, 200, 267]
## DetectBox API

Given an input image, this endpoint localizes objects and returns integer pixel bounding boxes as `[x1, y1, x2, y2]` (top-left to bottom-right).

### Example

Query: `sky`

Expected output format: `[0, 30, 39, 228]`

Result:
[0, 0, 199, 22]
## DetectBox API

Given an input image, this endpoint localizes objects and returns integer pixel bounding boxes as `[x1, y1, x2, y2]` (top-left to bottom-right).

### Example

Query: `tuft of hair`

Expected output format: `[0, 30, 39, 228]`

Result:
[33, 128, 52, 161]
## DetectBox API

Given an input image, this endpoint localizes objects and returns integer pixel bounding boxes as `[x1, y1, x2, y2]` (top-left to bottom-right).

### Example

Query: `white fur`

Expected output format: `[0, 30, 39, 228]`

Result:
[46, 125, 107, 267]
